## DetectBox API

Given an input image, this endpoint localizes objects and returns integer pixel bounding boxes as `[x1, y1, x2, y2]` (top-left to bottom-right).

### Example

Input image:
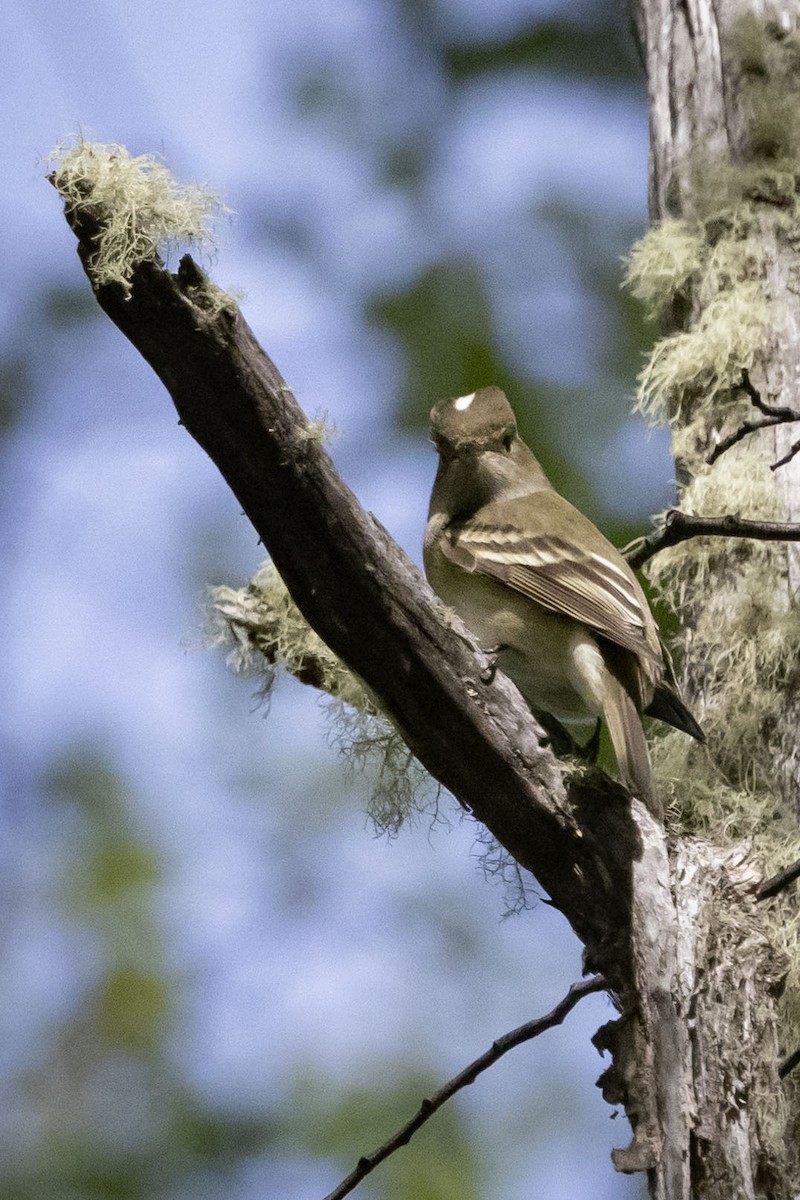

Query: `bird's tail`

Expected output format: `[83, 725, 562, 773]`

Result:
[646, 680, 705, 742]
[603, 673, 662, 819]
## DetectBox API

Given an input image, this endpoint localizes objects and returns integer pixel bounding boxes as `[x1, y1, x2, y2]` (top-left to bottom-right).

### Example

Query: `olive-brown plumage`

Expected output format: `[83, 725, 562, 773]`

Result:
[423, 386, 703, 815]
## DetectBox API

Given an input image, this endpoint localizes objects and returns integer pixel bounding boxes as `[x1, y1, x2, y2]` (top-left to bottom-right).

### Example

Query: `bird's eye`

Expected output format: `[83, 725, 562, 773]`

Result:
[502, 431, 514, 451]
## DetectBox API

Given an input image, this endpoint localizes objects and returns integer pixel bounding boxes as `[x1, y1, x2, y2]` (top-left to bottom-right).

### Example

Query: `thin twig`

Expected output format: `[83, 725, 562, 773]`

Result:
[740, 369, 797, 420]
[779, 1046, 800, 1080]
[756, 856, 800, 901]
[624, 510, 800, 570]
[771, 436, 800, 471]
[706, 415, 792, 465]
[705, 370, 800, 466]
[322, 975, 607, 1200]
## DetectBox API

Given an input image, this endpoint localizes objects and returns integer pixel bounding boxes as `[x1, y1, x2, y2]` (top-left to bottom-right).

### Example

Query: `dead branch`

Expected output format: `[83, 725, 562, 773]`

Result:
[705, 371, 800, 466]
[624, 510, 800, 570]
[322, 976, 607, 1200]
[771, 437, 800, 471]
[50, 168, 705, 1180]
[756, 857, 800, 901]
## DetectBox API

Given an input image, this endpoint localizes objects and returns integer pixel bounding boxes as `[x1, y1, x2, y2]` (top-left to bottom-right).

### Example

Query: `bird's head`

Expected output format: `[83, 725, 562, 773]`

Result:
[430, 387, 517, 460]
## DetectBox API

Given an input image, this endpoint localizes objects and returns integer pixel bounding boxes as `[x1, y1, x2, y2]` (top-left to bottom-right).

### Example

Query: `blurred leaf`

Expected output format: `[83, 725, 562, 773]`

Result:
[294, 64, 351, 121]
[294, 1070, 480, 1200]
[380, 135, 433, 190]
[171, 1092, 278, 1161]
[512, 379, 600, 513]
[0, 354, 31, 440]
[369, 257, 521, 429]
[65, 1170, 139, 1200]
[45, 752, 130, 827]
[538, 199, 651, 385]
[537, 196, 652, 376]
[42, 285, 99, 329]
[95, 967, 168, 1052]
[86, 842, 161, 903]
[443, 19, 642, 85]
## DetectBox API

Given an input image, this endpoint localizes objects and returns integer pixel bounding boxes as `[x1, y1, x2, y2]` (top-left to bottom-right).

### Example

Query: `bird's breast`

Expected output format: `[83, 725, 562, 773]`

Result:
[423, 525, 603, 725]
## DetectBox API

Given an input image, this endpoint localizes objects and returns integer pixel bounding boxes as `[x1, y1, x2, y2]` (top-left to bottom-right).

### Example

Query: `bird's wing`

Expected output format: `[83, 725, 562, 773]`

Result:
[442, 496, 661, 671]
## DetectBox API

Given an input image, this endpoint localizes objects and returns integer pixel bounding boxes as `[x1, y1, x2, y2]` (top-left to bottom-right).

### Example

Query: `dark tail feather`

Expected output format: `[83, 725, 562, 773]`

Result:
[603, 673, 662, 819]
[646, 681, 705, 742]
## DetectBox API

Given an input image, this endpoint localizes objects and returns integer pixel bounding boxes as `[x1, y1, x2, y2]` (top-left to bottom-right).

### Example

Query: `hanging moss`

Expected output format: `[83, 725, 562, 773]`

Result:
[724, 13, 800, 162]
[623, 218, 705, 319]
[209, 561, 374, 710]
[50, 138, 228, 297]
[636, 281, 768, 423]
[208, 562, 435, 833]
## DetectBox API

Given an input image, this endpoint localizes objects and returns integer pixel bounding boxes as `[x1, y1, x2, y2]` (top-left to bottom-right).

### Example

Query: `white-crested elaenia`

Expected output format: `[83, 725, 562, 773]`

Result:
[423, 386, 704, 816]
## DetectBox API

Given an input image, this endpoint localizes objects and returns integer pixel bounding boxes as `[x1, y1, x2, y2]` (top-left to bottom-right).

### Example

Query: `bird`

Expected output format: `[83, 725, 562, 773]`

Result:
[423, 385, 704, 815]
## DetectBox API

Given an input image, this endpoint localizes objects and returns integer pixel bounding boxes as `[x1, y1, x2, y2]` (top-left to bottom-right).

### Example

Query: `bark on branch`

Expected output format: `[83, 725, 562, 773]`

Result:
[624, 509, 800, 569]
[630, 1, 800, 1195]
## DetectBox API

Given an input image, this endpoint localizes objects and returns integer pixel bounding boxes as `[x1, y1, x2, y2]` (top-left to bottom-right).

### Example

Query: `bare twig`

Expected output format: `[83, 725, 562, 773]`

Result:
[740, 369, 797, 420]
[756, 856, 800, 901]
[624, 510, 800, 570]
[706, 415, 793, 465]
[779, 1047, 800, 1080]
[322, 976, 607, 1200]
[771, 437, 800, 471]
[705, 370, 800, 466]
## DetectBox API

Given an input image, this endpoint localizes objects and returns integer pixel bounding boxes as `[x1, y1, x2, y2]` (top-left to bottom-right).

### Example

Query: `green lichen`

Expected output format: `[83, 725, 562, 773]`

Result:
[208, 561, 433, 833]
[50, 138, 227, 296]
[623, 218, 704, 317]
[208, 560, 373, 711]
[726, 11, 771, 77]
[724, 13, 800, 162]
[636, 281, 768, 424]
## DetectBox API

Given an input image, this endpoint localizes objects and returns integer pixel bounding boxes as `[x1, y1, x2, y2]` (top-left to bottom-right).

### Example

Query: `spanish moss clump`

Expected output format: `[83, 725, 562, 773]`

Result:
[623, 217, 705, 319]
[328, 700, 439, 837]
[208, 561, 433, 832]
[301, 413, 339, 444]
[50, 138, 226, 296]
[209, 561, 372, 709]
[636, 282, 768, 423]
[628, 198, 770, 426]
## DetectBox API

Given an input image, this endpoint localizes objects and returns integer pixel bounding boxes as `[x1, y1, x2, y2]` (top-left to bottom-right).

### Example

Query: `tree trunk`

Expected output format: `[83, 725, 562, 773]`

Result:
[619, 1, 800, 1195]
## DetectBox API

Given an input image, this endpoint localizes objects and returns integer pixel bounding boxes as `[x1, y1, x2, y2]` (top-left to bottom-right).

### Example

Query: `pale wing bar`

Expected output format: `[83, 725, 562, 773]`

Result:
[445, 527, 659, 668]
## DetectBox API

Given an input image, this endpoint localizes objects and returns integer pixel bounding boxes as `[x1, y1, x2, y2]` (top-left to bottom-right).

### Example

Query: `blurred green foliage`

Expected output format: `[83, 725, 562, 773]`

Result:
[293, 1070, 480, 1199]
[442, 18, 642, 83]
[369, 258, 522, 429]
[0, 353, 31, 442]
[3, 750, 278, 1199]
[42, 284, 100, 330]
